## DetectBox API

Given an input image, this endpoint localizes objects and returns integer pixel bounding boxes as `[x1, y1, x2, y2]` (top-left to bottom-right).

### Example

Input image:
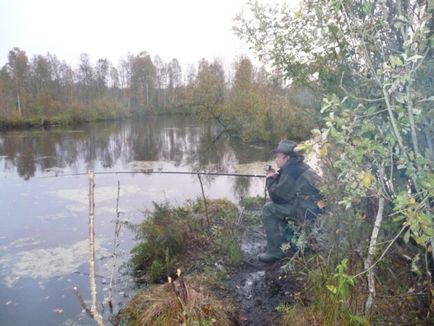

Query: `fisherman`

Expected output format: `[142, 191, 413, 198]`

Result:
[258, 139, 323, 263]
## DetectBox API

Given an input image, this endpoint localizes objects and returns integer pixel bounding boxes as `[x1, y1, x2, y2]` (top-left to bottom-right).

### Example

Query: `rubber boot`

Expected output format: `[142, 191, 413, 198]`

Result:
[258, 213, 286, 263]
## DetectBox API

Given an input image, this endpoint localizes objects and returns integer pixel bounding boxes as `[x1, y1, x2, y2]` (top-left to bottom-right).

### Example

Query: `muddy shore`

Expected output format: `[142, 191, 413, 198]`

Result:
[222, 214, 302, 325]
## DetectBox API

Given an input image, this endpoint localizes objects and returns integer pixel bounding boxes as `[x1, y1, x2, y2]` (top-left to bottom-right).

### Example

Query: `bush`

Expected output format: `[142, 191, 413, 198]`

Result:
[130, 202, 197, 282]
[130, 199, 243, 283]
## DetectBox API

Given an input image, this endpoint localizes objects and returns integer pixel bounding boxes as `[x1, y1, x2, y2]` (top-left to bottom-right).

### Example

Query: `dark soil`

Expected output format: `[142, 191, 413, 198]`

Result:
[222, 220, 302, 326]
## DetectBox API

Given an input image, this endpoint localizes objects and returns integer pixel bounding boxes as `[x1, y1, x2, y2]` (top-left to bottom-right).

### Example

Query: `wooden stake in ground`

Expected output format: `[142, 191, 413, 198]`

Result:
[197, 173, 210, 230]
[88, 170, 105, 326]
[107, 180, 122, 313]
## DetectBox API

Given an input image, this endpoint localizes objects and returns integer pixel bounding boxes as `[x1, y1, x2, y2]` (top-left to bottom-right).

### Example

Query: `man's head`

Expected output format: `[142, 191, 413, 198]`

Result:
[272, 139, 298, 168]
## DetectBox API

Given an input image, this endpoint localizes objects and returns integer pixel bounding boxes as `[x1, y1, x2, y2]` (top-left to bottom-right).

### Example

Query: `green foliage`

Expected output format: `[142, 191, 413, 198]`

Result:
[130, 202, 194, 281]
[280, 221, 308, 269]
[201, 199, 243, 267]
[146, 247, 176, 282]
[214, 230, 243, 266]
[234, 1, 345, 95]
[278, 259, 367, 326]
[130, 199, 243, 282]
[326, 258, 354, 303]
[310, 260, 366, 326]
[149, 260, 164, 282]
[275, 303, 292, 315]
[316, 89, 433, 249]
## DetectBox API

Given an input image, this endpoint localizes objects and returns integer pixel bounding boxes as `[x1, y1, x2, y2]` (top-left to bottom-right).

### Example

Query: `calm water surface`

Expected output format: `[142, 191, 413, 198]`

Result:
[0, 116, 273, 325]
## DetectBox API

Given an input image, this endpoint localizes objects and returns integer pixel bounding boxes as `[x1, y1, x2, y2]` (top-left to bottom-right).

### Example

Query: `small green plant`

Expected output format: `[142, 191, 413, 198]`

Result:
[203, 265, 228, 289]
[326, 258, 354, 303]
[147, 247, 176, 282]
[149, 260, 164, 282]
[314, 258, 367, 325]
[279, 258, 367, 326]
[285, 221, 308, 253]
[276, 303, 292, 314]
[215, 230, 243, 266]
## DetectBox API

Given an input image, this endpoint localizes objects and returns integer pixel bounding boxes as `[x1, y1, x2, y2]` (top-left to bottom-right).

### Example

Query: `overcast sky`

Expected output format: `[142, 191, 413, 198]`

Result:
[0, 0, 299, 70]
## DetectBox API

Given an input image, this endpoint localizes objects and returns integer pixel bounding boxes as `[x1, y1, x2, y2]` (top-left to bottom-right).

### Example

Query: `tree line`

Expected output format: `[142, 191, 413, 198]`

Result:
[0, 48, 191, 124]
[0, 47, 315, 142]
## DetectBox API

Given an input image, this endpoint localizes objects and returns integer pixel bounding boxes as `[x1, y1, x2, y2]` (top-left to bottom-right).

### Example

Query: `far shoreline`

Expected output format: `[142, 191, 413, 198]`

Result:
[0, 110, 196, 131]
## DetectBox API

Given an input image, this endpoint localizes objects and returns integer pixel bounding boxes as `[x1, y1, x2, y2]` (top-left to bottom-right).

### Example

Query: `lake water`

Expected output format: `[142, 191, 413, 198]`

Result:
[0, 115, 273, 325]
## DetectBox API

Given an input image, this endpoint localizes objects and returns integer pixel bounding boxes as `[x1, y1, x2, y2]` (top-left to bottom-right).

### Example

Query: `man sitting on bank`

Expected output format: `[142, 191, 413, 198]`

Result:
[258, 139, 323, 263]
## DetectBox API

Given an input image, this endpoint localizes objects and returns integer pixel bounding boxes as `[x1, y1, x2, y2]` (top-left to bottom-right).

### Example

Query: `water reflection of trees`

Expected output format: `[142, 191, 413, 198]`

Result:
[233, 176, 251, 199]
[0, 116, 271, 199]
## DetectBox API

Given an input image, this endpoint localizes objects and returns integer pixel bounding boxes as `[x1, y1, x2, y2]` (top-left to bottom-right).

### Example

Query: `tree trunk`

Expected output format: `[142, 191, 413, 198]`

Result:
[16, 89, 21, 115]
[364, 196, 385, 316]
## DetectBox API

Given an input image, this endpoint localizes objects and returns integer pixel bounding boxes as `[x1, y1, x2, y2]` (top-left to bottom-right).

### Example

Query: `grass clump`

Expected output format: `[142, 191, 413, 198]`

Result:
[118, 272, 240, 325]
[130, 198, 243, 283]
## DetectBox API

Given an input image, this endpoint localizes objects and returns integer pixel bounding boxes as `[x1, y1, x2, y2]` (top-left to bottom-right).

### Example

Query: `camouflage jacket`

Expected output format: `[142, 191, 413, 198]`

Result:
[266, 157, 321, 205]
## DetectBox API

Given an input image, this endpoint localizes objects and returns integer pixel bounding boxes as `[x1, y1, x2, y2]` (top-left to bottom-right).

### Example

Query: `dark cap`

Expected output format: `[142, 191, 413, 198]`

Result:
[271, 139, 298, 155]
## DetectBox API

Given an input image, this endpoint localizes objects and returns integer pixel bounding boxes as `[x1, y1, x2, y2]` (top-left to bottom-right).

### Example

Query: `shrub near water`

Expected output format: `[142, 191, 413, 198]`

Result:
[130, 199, 242, 283]
[131, 202, 197, 282]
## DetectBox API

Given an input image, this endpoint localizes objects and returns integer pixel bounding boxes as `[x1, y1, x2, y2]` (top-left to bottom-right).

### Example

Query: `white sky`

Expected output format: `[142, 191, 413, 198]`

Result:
[0, 0, 299, 70]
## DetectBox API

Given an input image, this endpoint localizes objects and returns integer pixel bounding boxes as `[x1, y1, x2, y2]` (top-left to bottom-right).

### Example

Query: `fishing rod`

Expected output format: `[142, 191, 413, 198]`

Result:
[40, 170, 268, 179]
[41, 169, 270, 216]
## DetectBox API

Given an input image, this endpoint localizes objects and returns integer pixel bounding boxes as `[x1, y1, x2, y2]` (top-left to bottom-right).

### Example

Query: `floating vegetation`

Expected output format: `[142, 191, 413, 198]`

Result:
[0, 237, 41, 251]
[0, 239, 109, 288]
[233, 161, 273, 175]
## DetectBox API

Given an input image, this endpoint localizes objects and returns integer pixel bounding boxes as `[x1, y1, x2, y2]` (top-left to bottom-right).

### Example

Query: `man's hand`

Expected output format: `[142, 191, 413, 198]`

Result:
[266, 168, 277, 178]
